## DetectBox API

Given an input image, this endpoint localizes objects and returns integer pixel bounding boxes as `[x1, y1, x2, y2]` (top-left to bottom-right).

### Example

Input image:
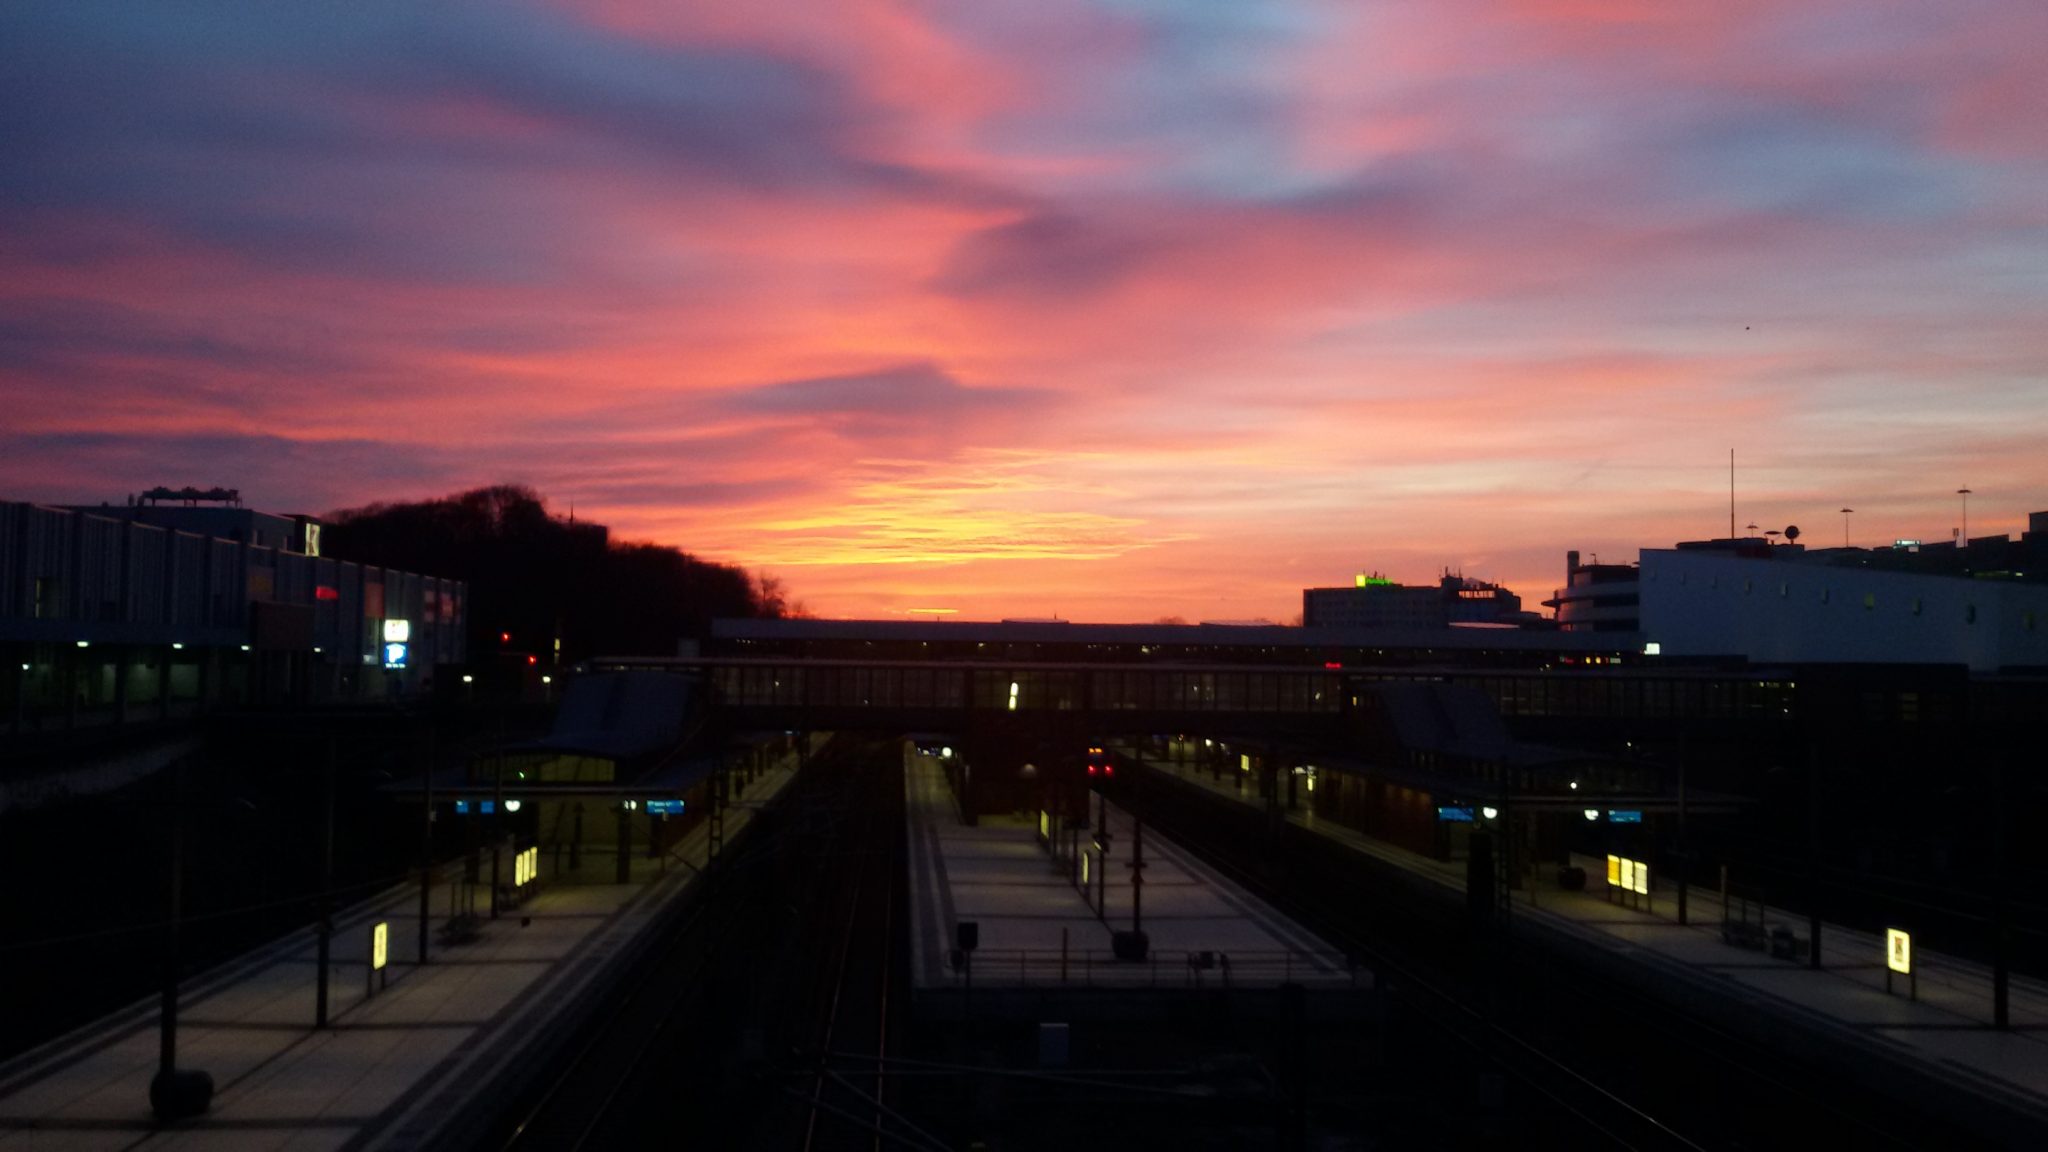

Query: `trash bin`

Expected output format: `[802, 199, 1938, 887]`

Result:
[1769, 925, 1795, 960]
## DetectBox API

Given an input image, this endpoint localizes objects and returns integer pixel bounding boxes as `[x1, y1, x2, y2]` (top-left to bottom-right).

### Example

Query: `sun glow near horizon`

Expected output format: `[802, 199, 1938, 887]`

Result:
[3, 2, 2045, 621]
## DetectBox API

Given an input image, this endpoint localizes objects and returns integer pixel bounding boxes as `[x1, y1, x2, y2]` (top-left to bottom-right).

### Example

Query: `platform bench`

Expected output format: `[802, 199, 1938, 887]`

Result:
[438, 914, 482, 946]
[1721, 920, 1769, 951]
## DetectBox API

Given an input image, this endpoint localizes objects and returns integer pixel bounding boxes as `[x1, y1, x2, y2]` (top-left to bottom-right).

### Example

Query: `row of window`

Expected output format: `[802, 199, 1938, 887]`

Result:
[710, 665, 1347, 713]
[706, 662, 1811, 722]
[1673, 571, 2039, 630]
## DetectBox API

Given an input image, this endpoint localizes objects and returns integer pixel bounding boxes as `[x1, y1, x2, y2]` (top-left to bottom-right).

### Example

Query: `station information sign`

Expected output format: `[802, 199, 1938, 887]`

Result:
[1607, 854, 1650, 895]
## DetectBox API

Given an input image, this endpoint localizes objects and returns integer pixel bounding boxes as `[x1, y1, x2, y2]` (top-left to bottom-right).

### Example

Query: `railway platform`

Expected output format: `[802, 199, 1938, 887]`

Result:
[903, 747, 1373, 1023]
[0, 751, 803, 1151]
[1132, 747, 2048, 1135]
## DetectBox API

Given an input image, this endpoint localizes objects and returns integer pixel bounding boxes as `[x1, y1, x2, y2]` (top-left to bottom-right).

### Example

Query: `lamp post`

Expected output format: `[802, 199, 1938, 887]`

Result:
[1840, 508, 1853, 549]
[419, 718, 435, 966]
[1957, 489, 1971, 547]
[151, 755, 215, 1120]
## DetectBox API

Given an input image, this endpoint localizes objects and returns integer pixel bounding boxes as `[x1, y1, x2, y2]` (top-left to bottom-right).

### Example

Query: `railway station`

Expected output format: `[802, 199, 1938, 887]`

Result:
[902, 744, 1372, 1025]
[5, 611, 2046, 1148]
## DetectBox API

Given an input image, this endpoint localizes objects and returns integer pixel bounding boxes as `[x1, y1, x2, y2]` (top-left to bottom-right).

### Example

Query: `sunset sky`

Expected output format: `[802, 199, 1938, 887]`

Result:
[4, 2, 2045, 622]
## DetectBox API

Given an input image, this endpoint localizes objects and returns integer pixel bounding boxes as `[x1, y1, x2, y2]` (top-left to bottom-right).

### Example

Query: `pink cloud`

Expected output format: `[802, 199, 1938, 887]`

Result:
[3, 1, 2046, 622]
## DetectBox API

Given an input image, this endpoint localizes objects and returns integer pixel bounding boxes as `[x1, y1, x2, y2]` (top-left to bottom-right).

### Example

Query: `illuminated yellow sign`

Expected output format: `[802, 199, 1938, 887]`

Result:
[1081, 851, 1090, 886]
[1607, 854, 1650, 895]
[383, 619, 411, 643]
[1039, 810, 1050, 840]
[1887, 928, 1911, 974]
[512, 846, 539, 887]
[371, 922, 388, 971]
[1240, 754, 1251, 773]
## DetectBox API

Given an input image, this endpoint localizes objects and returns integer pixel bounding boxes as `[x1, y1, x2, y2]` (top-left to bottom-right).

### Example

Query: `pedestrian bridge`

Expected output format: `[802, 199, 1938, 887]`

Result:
[591, 657, 1352, 740]
[586, 654, 1800, 741]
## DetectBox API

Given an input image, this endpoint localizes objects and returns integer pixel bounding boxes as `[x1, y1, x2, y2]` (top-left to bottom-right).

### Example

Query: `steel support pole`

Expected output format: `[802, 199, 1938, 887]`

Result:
[490, 746, 503, 918]
[418, 719, 433, 966]
[1807, 744, 1822, 968]
[159, 758, 186, 1077]
[316, 738, 334, 1028]
[1992, 743, 2011, 1029]
[1676, 727, 1690, 927]
[1131, 814, 1144, 934]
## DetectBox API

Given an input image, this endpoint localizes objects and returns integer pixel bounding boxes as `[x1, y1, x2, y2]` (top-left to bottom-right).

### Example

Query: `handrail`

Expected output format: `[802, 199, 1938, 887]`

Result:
[941, 948, 1360, 989]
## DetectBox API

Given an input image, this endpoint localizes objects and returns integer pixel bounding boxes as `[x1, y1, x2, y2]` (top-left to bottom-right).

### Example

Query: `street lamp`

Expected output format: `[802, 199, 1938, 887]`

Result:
[1840, 508, 1853, 549]
[151, 761, 256, 1119]
[1958, 489, 1972, 547]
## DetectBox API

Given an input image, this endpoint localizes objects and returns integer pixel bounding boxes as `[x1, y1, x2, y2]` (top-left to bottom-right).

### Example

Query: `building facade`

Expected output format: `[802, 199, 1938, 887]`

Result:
[1544, 550, 1643, 632]
[1304, 572, 1541, 629]
[2, 499, 466, 733]
[1638, 546, 2048, 672]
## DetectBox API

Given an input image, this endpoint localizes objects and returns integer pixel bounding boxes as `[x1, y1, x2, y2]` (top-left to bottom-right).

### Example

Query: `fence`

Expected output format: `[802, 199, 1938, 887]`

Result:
[940, 947, 1362, 989]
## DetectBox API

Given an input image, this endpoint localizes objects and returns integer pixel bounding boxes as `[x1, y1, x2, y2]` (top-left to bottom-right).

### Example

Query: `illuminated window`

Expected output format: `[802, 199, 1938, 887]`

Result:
[1863, 593, 1876, 611]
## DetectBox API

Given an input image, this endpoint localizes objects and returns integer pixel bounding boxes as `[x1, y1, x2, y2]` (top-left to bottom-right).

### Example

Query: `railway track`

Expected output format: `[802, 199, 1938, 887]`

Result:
[1111, 761, 2018, 1150]
[488, 737, 913, 1151]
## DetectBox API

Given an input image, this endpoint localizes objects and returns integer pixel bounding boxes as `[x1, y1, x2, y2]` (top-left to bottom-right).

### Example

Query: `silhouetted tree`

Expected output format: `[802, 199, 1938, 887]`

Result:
[324, 485, 785, 660]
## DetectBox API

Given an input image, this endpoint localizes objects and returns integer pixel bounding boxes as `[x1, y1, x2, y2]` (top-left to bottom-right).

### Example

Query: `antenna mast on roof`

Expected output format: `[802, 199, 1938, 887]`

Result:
[1729, 449, 1736, 539]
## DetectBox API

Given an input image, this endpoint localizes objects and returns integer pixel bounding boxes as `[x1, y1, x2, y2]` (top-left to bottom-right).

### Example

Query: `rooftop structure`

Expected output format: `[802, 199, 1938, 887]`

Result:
[1545, 550, 1643, 633]
[1303, 570, 1546, 630]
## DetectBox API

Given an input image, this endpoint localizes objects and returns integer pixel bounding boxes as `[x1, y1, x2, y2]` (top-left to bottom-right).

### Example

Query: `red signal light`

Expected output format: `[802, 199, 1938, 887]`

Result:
[1104, 764, 1114, 777]
[1087, 764, 1098, 775]
[500, 631, 511, 644]
[527, 655, 537, 666]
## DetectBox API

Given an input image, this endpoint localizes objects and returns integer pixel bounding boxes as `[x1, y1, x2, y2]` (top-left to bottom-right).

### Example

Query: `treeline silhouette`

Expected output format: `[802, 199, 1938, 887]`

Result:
[324, 485, 790, 662]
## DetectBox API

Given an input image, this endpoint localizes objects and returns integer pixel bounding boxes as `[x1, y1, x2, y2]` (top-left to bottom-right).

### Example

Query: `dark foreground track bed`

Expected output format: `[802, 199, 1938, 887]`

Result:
[487, 737, 909, 1152]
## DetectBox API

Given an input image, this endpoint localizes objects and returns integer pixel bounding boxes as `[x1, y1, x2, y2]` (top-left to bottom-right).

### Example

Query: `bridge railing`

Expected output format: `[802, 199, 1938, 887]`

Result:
[943, 948, 1363, 989]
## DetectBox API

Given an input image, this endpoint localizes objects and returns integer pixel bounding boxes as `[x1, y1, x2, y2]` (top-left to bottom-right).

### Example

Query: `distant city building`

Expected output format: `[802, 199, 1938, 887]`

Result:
[1545, 550, 1643, 632]
[1303, 571, 1548, 630]
[1634, 510, 2048, 672]
[3, 492, 466, 732]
